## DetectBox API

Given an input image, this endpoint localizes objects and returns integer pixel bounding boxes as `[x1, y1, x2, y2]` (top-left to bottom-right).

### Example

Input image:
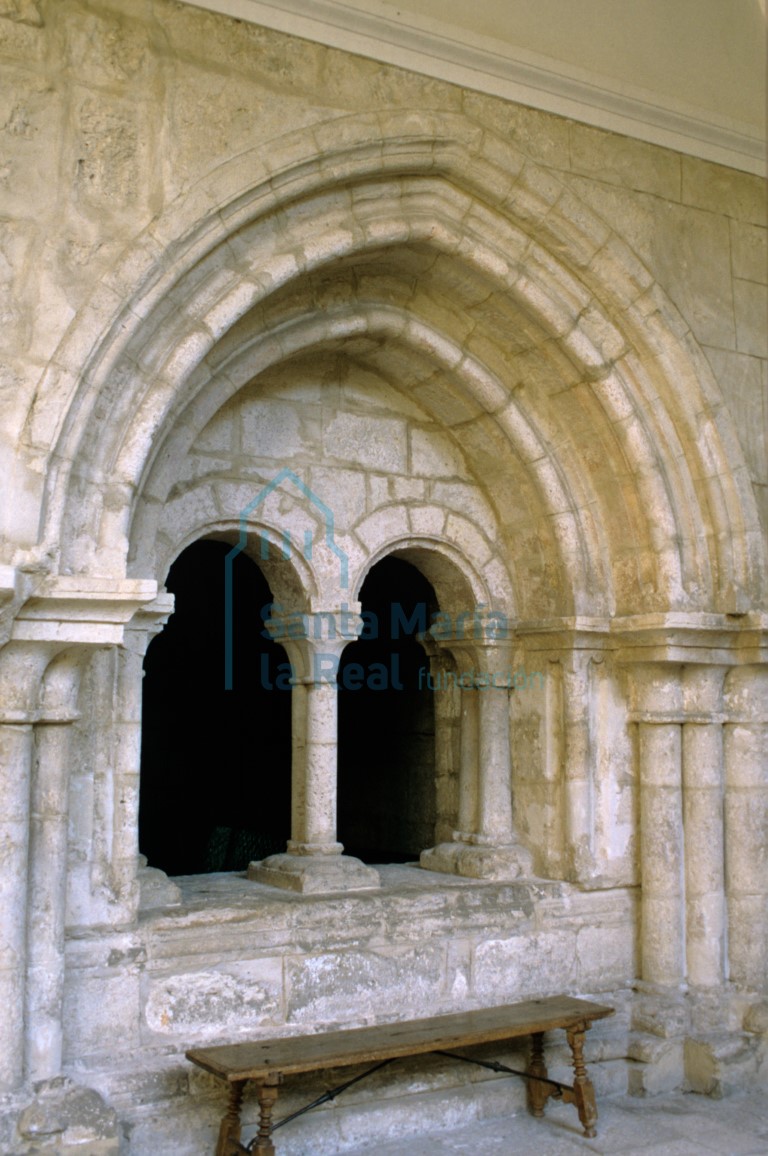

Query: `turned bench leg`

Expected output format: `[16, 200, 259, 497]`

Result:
[566, 1022, 598, 1138]
[251, 1080, 280, 1155]
[216, 1080, 246, 1156]
[526, 1032, 551, 1118]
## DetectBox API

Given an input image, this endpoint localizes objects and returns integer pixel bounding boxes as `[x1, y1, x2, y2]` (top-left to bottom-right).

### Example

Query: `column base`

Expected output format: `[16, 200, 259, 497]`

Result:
[247, 852, 380, 894]
[420, 840, 533, 881]
[137, 856, 182, 911]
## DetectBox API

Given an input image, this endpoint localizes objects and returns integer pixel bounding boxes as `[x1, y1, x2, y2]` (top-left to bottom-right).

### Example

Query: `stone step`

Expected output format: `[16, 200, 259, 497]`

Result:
[684, 1032, 765, 1097]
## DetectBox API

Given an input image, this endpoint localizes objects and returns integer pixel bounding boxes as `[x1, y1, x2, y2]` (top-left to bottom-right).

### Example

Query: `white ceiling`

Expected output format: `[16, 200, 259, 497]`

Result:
[187, 0, 767, 174]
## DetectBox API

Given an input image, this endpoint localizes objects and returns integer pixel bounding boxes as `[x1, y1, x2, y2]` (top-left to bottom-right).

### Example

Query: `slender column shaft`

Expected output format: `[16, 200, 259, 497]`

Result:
[112, 644, 146, 916]
[25, 717, 74, 1081]
[476, 681, 514, 844]
[682, 722, 725, 985]
[562, 658, 594, 879]
[280, 624, 354, 856]
[724, 667, 768, 989]
[301, 679, 340, 847]
[0, 641, 53, 1093]
[428, 652, 458, 845]
[456, 685, 478, 839]
[251, 611, 379, 892]
[0, 719, 34, 1091]
[630, 663, 685, 987]
[638, 720, 684, 984]
[289, 679, 309, 845]
[681, 666, 726, 987]
[287, 673, 344, 850]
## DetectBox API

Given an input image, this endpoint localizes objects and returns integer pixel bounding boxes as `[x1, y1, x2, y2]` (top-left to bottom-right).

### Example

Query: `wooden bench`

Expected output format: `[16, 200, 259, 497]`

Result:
[187, 994, 614, 1154]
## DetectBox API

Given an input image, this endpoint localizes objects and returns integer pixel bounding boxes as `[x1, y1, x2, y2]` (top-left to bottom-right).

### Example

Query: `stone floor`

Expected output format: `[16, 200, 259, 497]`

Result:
[342, 1091, 768, 1155]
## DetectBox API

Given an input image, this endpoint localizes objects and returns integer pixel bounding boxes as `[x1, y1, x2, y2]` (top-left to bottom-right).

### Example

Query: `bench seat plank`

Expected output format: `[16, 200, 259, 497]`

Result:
[187, 995, 613, 1082]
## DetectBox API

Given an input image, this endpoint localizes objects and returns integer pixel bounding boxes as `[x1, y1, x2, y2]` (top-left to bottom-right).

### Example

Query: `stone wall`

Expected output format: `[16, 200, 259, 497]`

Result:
[0, 0, 766, 1152]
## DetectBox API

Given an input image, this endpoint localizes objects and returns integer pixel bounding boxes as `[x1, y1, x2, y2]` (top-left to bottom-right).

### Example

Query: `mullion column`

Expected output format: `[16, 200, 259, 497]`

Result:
[249, 610, 379, 893]
[288, 641, 345, 853]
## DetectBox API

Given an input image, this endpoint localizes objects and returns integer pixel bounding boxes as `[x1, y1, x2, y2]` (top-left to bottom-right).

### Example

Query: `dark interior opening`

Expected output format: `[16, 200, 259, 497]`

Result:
[139, 538, 291, 876]
[338, 555, 437, 864]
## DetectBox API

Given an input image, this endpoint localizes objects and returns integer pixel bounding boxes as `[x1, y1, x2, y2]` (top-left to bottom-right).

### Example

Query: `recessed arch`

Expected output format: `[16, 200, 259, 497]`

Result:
[352, 536, 496, 620]
[23, 111, 765, 620]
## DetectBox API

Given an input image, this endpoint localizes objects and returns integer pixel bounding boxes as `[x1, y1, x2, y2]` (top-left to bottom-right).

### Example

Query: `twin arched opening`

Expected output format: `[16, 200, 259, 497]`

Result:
[139, 540, 447, 876]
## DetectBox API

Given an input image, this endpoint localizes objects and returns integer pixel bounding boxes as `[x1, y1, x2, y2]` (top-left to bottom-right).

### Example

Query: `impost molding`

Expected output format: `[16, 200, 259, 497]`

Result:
[10, 576, 160, 647]
[515, 613, 768, 665]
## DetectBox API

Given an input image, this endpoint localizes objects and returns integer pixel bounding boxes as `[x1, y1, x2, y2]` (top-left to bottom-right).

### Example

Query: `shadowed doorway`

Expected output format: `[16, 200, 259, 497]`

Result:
[139, 538, 291, 875]
[338, 555, 437, 864]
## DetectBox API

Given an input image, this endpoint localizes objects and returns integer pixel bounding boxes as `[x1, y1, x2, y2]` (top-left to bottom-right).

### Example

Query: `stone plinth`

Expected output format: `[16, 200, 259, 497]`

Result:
[248, 852, 380, 893]
[420, 840, 533, 881]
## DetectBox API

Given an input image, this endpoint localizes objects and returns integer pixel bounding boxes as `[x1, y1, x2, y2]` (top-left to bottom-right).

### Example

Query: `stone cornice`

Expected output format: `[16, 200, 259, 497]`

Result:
[10, 577, 160, 646]
[187, 0, 766, 175]
[514, 613, 768, 664]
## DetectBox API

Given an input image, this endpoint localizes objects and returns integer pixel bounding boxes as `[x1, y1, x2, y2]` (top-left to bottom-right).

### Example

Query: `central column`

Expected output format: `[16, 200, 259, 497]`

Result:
[288, 644, 345, 853]
[248, 609, 380, 893]
[421, 636, 532, 880]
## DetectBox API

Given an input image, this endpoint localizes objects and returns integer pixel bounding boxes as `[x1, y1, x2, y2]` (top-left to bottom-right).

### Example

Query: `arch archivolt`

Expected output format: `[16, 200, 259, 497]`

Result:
[351, 531, 496, 617]
[23, 111, 764, 619]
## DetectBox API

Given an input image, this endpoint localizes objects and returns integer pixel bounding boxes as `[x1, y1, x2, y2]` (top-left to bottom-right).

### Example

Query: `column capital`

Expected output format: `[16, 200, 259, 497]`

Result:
[122, 594, 175, 656]
[0, 640, 66, 719]
[625, 661, 683, 716]
[682, 664, 727, 715]
[265, 606, 363, 648]
[425, 634, 515, 681]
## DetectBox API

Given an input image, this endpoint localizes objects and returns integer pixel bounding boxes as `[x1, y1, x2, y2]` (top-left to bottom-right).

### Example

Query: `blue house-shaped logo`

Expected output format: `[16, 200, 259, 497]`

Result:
[223, 468, 348, 689]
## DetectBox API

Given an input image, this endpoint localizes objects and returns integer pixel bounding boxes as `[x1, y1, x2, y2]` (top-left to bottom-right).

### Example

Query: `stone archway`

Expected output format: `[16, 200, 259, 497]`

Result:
[139, 538, 292, 876]
[337, 554, 439, 865]
[2, 110, 765, 1111]
[22, 107, 766, 932]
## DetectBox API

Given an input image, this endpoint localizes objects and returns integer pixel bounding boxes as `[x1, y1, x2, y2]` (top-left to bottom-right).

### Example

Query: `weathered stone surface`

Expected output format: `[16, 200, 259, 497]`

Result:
[570, 121, 681, 200]
[0, 1, 765, 1153]
[682, 155, 767, 226]
[144, 965, 281, 1035]
[648, 202, 736, 349]
[17, 1078, 119, 1152]
[730, 220, 768, 285]
[286, 942, 446, 1024]
[734, 279, 768, 358]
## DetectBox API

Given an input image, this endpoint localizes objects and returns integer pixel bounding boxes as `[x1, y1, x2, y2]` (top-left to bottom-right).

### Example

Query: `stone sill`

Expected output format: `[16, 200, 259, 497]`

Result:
[142, 864, 566, 929]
